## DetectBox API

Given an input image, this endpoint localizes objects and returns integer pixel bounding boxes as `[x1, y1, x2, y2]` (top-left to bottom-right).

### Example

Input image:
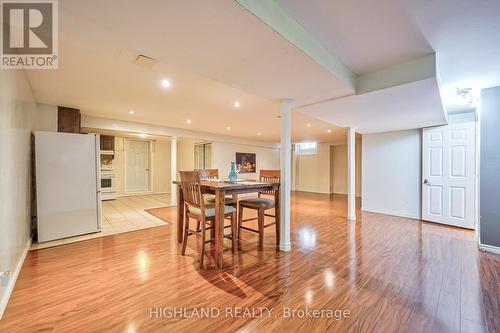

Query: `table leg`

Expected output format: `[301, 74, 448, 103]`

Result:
[215, 189, 225, 268]
[177, 185, 184, 243]
[232, 193, 238, 227]
[274, 186, 280, 249]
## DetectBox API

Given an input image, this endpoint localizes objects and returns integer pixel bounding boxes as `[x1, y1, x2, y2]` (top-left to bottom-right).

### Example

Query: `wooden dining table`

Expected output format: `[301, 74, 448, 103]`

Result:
[172, 179, 280, 267]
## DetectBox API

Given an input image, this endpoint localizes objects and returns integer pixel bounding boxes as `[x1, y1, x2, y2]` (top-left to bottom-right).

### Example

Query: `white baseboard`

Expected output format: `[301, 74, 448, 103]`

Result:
[361, 207, 421, 220]
[280, 242, 291, 252]
[479, 244, 500, 255]
[332, 191, 362, 198]
[293, 190, 361, 197]
[0, 236, 32, 320]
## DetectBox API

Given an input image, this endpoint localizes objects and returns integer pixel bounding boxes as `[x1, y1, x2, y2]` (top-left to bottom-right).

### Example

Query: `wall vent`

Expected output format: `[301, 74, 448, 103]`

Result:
[134, 55, 157, 68]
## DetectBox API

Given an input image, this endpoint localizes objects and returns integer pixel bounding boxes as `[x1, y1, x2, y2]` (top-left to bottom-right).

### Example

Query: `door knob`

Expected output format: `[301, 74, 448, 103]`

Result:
[424, 179, 430, 185]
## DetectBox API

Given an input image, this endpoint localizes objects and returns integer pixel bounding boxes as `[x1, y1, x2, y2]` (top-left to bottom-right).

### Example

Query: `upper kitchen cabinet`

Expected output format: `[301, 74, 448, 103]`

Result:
[57, 106, 81, 133]
[100, 135, 115, 152]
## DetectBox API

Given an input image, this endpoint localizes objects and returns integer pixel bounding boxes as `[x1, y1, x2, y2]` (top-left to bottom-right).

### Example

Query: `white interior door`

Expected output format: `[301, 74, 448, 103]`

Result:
[125, 140, 150, 192]
[422, 122, 475, 229]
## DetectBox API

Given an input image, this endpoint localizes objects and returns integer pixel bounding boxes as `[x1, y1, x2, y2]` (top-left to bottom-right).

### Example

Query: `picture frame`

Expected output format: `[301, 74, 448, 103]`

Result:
[235, 152, 256, 173]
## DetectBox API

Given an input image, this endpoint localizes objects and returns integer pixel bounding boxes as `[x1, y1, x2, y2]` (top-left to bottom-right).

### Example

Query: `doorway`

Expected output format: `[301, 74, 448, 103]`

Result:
[194, 142, 212, 169]
[125, 139, 151, 193]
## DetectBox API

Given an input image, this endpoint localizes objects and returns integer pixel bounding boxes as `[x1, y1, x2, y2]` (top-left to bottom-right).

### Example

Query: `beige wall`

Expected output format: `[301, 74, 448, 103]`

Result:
[293, 142, 362, 196]
[36, 104, 57, 132]
[177, 139, 198, 177]
[330, 144, 362, 197]
[152, 140, 171, 193]
[294, 143, 331, 194]
[0, 70, 37, 317]
[112, 136, 171, 195]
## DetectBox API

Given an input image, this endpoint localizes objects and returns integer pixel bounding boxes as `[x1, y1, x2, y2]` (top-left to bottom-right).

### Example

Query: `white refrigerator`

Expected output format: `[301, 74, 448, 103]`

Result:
[35, 131, 102, 242]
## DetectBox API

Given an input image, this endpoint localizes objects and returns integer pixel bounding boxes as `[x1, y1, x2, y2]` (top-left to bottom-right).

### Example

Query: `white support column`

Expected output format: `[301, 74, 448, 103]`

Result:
[170, 136, 178, 206]
[280, 99, 292, 251]
[347, 127, 356, 220]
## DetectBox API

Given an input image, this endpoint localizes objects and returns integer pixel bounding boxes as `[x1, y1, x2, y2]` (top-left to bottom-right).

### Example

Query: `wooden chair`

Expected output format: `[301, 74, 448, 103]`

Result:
[238, 170, 280, 248]
[196, 169, 237, 207]
[179, 170, 237, 267]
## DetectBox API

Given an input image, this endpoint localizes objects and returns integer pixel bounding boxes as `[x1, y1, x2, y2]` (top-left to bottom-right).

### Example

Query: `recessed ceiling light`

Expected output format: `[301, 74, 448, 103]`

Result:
[139, 133, 147, 138]
[257, 132, 261, 136]
[129, 110, 135, 114]
[226, 126, 231, 131]
[161, 79, 171, 88]
[186, 119, 192, 124]
[234, 101, 240, 108]
[327, 129, 332, 133]
[307, 123, 311, 128]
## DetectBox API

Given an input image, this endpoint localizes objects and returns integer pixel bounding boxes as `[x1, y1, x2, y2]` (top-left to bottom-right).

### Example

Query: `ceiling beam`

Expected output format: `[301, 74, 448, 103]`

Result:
[82, 115, 280, 148]
[357, 54, 437, 94]
[236, 0, 357, 93]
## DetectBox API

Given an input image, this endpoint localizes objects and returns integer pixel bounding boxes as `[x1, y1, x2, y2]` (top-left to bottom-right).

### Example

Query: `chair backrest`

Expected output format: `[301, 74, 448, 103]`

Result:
[259, 169, 280, 195]
[179, 170, 203, 209]
[197, 169, 219, 179]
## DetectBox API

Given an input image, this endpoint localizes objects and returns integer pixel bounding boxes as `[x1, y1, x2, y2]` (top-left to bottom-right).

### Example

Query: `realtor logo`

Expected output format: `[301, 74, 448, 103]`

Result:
[1, 0, 58, 68]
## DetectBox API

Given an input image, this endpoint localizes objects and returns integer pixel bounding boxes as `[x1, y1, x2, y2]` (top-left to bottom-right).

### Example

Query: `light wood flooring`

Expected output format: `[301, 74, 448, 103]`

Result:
[2, 192, 499, 332]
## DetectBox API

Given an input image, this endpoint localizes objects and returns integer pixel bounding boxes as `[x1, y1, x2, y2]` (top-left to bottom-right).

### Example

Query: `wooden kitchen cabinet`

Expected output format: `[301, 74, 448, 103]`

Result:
[57, 106, 81, 133]
[100, 135, 115, 151]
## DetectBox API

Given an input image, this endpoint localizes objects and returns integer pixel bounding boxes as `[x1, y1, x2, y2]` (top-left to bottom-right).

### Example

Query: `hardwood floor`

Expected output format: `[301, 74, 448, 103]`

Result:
[1, 192, 498, 332]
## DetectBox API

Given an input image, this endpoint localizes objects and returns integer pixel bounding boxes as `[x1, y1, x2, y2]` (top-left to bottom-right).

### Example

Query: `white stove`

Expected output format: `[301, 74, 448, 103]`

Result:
[100, 168, 116, 200]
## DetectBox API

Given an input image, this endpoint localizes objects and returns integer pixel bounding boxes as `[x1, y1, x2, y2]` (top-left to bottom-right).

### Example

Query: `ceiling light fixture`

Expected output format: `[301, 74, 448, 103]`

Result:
[234, 101, 240, 108]
[226, 126, 231, 131]
[257, 132, 261, 136]
[161, 79, 171, 88]
[129, 110, 135, 114]
[327, 129, 332, 133]
[186, 119, 192, 124]
[307, 123, 311, 128]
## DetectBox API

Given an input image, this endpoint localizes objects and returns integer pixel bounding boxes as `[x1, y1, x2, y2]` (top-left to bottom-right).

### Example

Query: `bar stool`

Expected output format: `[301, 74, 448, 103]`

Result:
[179, 170, 237, 268]
[238, 170, 280, 248]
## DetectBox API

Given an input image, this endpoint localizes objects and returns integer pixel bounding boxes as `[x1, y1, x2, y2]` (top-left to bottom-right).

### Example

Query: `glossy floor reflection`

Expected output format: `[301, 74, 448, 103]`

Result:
[0, 192, 498, 332]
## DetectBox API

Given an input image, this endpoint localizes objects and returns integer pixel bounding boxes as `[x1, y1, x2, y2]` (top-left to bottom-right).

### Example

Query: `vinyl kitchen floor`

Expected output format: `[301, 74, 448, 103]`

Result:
[30, 194, 173, 250]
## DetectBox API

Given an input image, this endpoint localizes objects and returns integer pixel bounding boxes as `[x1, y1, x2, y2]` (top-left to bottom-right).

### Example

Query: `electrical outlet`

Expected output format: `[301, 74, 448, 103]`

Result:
[0, 271, 11, 287]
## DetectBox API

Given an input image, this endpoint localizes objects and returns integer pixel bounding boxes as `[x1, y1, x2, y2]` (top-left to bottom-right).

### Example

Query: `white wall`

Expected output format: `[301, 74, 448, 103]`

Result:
[362, 129, 421, 219]
[330, 143, 362, 196]
[212, 141, 280, 180]
[0, 70, 37, 318]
